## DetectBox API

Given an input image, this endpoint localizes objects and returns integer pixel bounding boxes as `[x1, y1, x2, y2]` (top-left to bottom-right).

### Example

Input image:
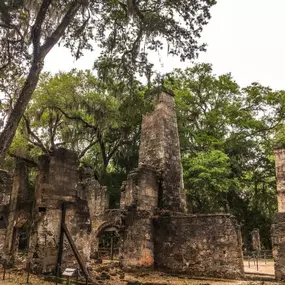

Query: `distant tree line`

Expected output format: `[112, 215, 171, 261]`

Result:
[1, 63, 284, 249]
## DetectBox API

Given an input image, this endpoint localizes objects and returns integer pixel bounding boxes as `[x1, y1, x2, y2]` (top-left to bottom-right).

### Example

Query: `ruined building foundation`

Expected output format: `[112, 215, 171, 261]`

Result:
[119, 89, 244, 278]
[0, 89, 244, 279]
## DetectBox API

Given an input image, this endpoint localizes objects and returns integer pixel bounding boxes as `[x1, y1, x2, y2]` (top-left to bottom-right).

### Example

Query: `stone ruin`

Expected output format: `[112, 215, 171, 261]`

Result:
[251, 229, 261, 253]
[0, 89, 244, 279]
[272, 147, 285, 280]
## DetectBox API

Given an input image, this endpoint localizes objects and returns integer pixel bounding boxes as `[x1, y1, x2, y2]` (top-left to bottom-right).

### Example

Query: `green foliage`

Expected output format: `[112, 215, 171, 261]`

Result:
[183, 150, 231, 212]
[166, 63, 284, 249]
[14, 69, 151, 183]
[6, 62, 285, 249]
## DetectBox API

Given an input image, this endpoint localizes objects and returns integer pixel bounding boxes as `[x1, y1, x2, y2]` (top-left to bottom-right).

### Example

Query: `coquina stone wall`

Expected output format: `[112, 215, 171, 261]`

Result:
[272, 147, 285, 280]
[120, 88, 244, 278]
[30, 149, 92, 273]
[138, 89, 186, 213]
[0, 169, 11, 262]
[154, 213, 244, 279]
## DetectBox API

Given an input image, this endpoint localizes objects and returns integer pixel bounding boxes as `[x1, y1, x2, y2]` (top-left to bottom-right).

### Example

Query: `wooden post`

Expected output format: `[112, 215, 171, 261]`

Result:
[62, 223, 90, 280]
[110, 232, 114, 261]
[26, 261, 31, 284]
[57, 201, 67, 270]
[2, 261, 6, 280]
[76, 269, 79, 285]
[256, 252, 259, 271]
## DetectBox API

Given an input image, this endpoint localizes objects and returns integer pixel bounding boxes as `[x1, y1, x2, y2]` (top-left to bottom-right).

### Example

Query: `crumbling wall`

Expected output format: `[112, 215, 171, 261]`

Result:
[272, 147, 285, 280]
[120, 89, 244, 277]
[4, 160, 31, 262]
[138, 89, 186, 213]
[120, 165, 158, 269]
[274, 148, 285, 212]
[83, 178, 109, 231]
[80, 178, 115, 258]
[120, 210, 154, 269]
[120, 170, 138, 209]
[0, 169, 11, 261]
[154, 213, 244, 279]
[62, 200, 92, 268]
[30, 148, 92, 273]
[0, 169, 12, 206]
[272, 212, 285, 280]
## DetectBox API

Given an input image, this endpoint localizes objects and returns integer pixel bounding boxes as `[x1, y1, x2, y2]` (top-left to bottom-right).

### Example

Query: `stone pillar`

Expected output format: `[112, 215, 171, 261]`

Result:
[0, 169, 12, 206]
[251, 229, 261, 252]
[137, 165, 159, 212]
[120, 170, 138, 209]
[272, 147, 285, 280]
[274, 148, 285, 212]
[120, 165, 159, 269]
[85, 178, 109, 232]
[138, 88, 186, 212]
[120, 210, 155, 269]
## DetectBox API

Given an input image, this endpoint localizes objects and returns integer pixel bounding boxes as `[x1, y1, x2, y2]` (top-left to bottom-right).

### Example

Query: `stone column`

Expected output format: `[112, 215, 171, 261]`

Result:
[251, 229, 261, 252]
[272, 147, 285, 280]
[138, 88, 186, 212]
[120, 165, 159, 269]
[274, 148, 285, 212]
[120, 89, 188, 270]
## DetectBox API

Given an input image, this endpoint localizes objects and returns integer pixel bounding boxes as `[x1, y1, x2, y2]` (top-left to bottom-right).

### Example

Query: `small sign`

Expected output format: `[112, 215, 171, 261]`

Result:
[62, 268, 77, 277]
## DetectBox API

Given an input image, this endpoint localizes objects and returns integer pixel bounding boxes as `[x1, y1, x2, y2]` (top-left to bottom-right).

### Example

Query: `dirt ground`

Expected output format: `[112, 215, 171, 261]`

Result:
[0, 270, 281, 285]
[243, 259, 275, 275]
[0, 260, 279, 285]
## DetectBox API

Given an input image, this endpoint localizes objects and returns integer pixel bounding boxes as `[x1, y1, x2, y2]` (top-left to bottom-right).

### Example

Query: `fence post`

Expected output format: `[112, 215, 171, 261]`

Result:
[26, 261, 31, 284]
[256, 254, 259, 271]
[2, 260, 6, 280]
[56, 263, 60, 285]
[76, 268, 79, 285]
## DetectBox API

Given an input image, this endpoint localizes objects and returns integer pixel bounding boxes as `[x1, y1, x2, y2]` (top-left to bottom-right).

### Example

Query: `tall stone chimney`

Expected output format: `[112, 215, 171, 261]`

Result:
[138, 88, 187, 213]
[274, 147, 285, 212]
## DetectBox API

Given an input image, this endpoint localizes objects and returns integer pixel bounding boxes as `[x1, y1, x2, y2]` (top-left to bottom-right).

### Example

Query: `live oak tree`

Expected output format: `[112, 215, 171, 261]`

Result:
[11, 70, 150, 182]
[9, 69, 150, 207]
[0, 0, 216, 162]
[166, 63, 285, 248]
[6, 62, 285, 245]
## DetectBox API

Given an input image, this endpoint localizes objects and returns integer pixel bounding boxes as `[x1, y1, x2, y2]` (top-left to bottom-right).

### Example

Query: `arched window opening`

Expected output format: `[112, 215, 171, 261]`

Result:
[18, 228, 28, 252]
[98, 227, 119, 260]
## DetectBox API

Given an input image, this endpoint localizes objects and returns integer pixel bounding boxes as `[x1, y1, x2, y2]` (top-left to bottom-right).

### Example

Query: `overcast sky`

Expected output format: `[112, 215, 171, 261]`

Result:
[44, 0, 285, 90]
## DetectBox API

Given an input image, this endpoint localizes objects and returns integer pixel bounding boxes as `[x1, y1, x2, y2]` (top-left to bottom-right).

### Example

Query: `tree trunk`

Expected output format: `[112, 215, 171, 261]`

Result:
[0, 1, 81, 162]
[0, 59, 43, 161]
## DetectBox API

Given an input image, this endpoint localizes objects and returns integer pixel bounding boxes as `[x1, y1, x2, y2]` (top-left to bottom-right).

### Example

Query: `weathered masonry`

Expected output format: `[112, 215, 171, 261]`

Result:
[119, 88, 244, 278]
[272, 147, 285, 280]
[0, 88, 244, 279]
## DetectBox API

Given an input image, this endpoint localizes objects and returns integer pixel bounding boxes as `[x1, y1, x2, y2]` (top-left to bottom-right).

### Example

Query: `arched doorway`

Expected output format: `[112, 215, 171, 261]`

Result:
[97, 226, 119, 260]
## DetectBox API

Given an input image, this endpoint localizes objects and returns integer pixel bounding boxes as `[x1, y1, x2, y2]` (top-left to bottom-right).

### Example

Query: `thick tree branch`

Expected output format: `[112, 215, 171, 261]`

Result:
[0, 40, 11, 72]
[79, 139, 98, 159]
[8, 152, 38, 167]
[31, 0, 53, 58]
[97, 129, 108, 169]
[23, 115, 48, 154]
[54, 106, 98, 132]
[40, 1, 81, 57]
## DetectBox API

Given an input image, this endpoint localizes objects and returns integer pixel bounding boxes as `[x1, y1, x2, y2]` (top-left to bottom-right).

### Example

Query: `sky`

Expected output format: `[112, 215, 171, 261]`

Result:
[44, 0, 285, 90]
